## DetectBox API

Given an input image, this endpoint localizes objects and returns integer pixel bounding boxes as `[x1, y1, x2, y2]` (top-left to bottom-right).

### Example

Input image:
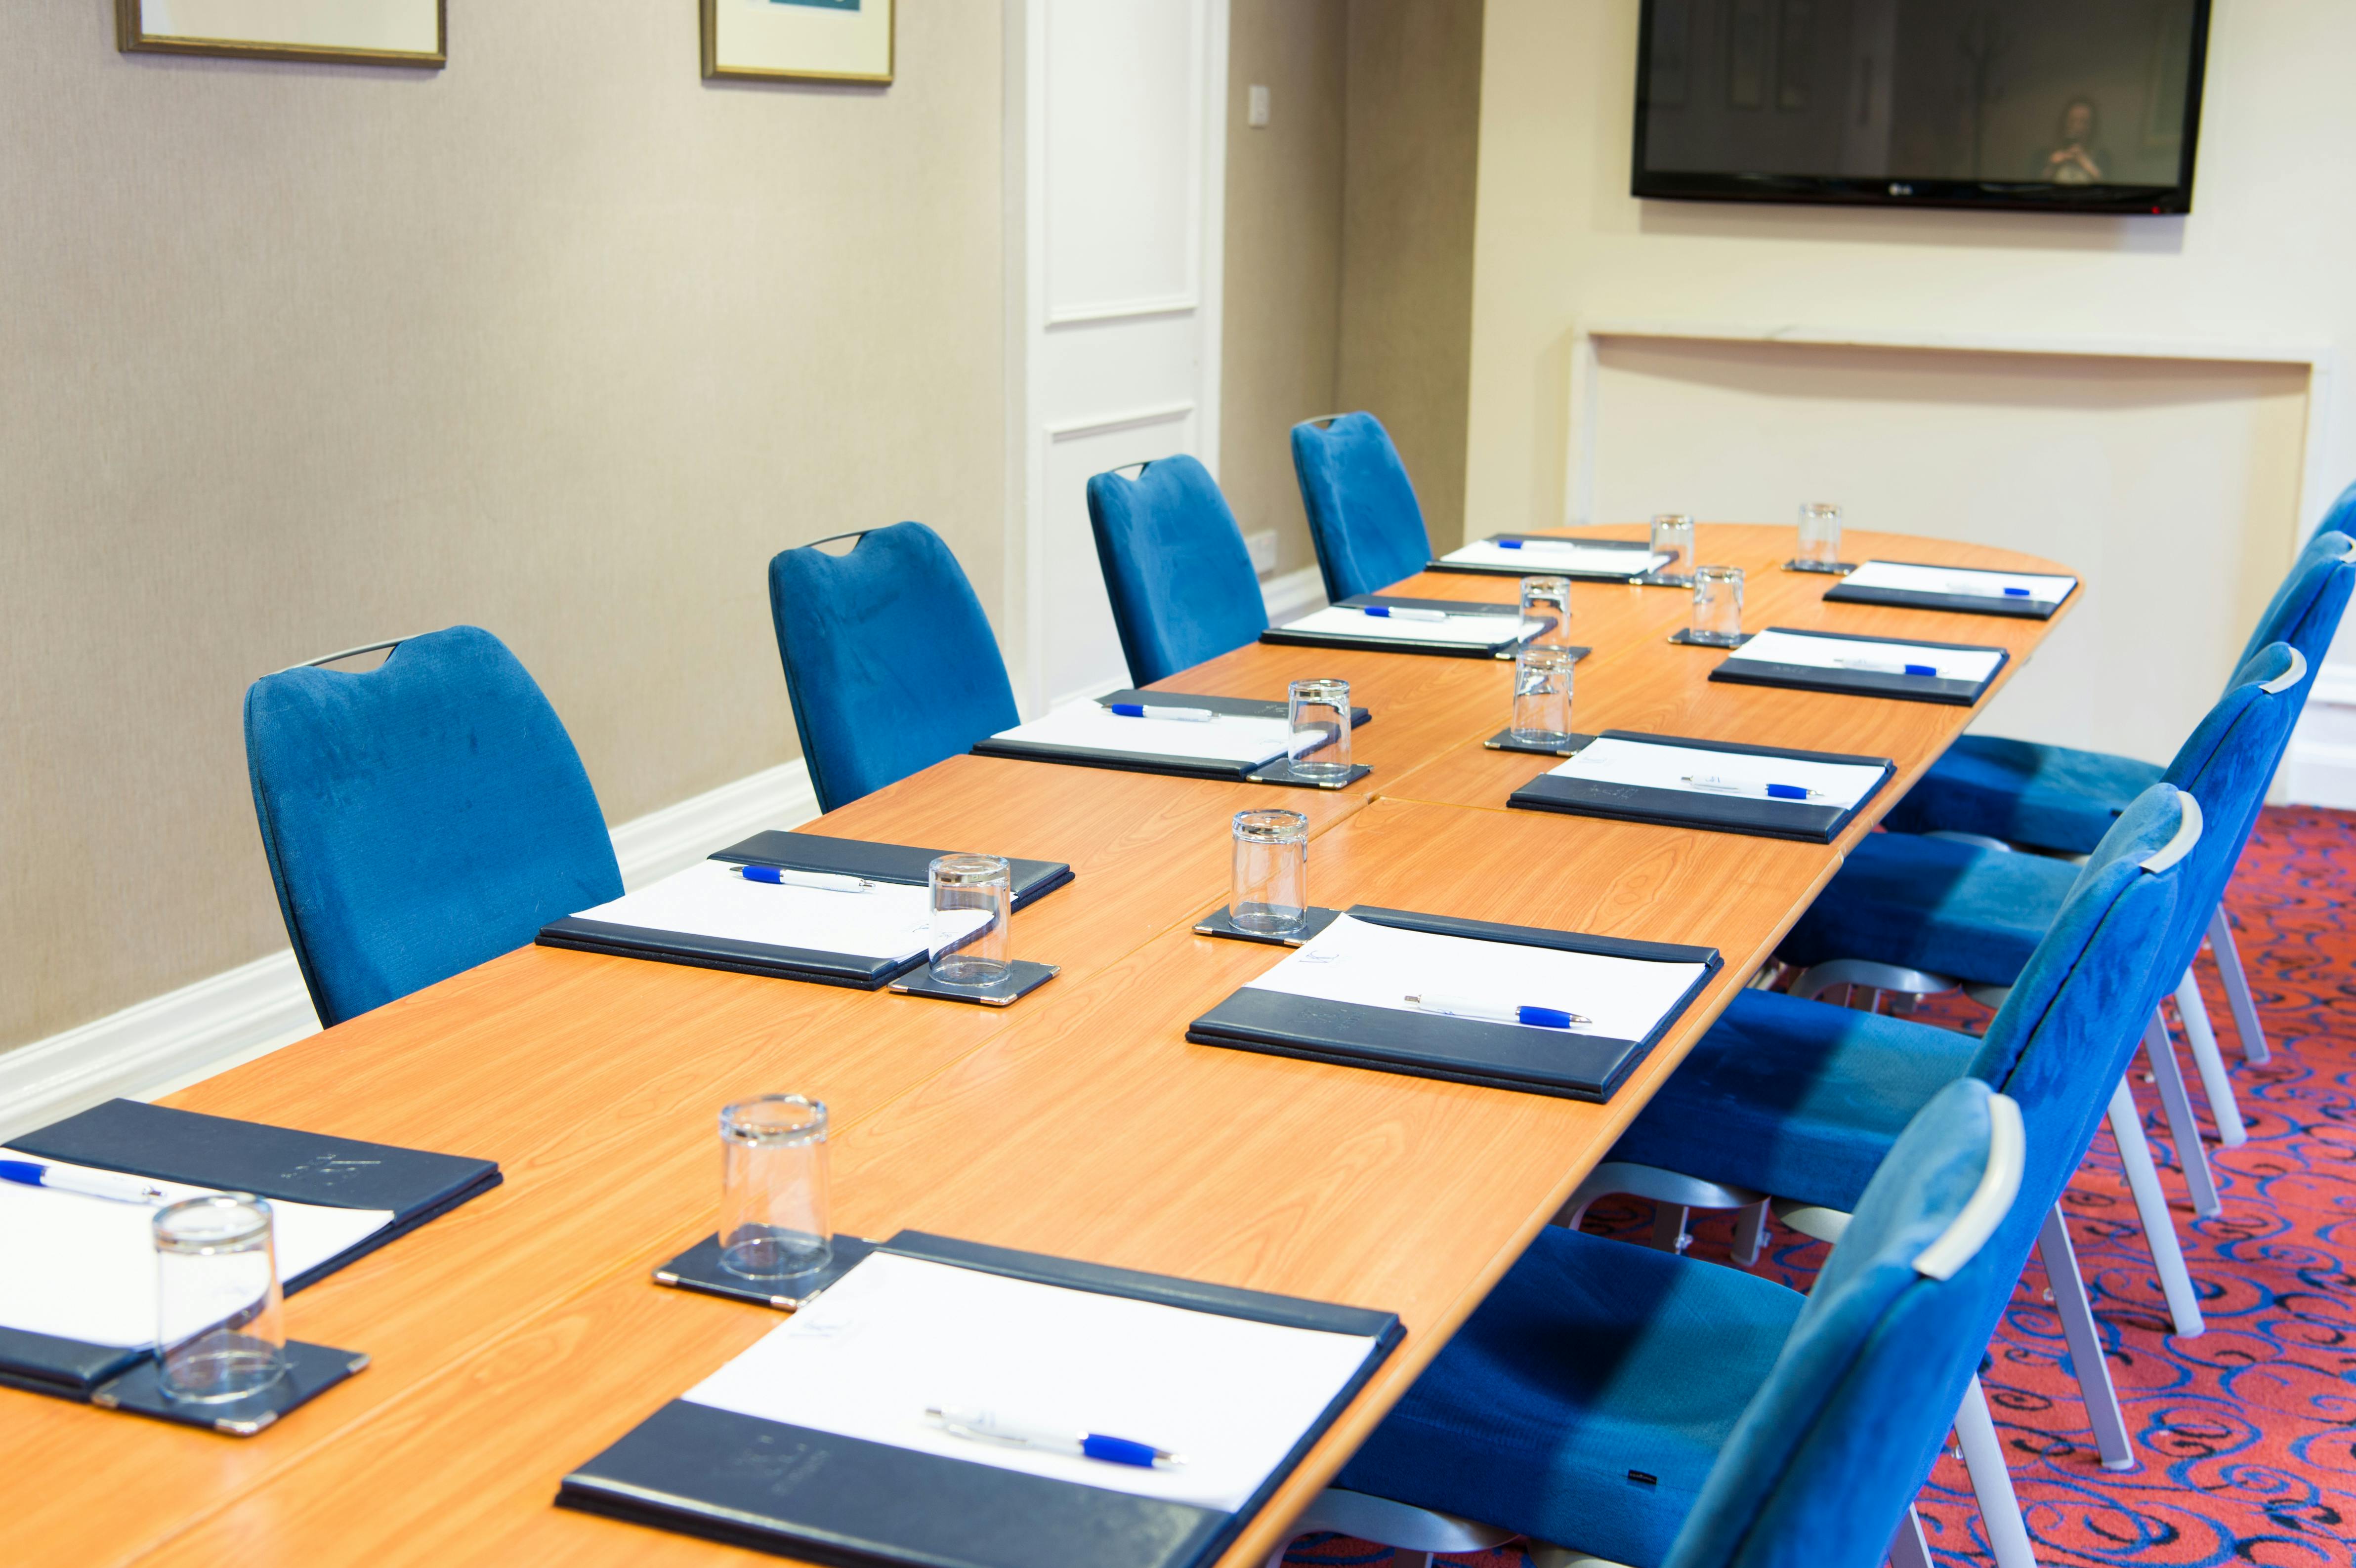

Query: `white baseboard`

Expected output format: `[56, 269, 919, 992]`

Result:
[0, 760, 821, 1141]
[1262, 564, 1326, 623]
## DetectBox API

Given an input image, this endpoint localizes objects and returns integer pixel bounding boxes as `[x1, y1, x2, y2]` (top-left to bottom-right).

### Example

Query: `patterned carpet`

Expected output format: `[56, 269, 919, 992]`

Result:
[1280, 806, 2356, 1568]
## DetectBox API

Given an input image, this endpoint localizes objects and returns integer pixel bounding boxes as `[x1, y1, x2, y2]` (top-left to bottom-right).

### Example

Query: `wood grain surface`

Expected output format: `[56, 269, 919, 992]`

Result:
[1, 524, 2076, 1568]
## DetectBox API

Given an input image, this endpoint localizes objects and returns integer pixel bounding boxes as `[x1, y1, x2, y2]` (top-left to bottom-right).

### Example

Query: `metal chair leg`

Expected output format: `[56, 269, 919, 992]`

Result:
[1651, 1202, 1691, 1253]
[2143, 1011, 2222, 1218]
[1888, 1506, 1936, 1568]
[1731, 1198, 1769, 1266]
[2108, 1078, 2206, 1337]
[2174, 969, 2249, 1146]
[1955, 1374, 2040, 1568]
[2038, 1204, 2134, 1470]
[2208, 904, 2270, 1065]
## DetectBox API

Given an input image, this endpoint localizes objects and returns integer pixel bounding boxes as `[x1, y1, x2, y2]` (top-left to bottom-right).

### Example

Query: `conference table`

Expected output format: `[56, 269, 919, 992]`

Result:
[8, 523, 2079, 1568]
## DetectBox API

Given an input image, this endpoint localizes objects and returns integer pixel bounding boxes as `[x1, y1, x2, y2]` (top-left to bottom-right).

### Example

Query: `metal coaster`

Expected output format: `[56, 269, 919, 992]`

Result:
[89, 1340, 368, 1437]
[1483, 730, 1598, 757]
[1635, 571, 1695, 588]
[654, 1234, 883, 1310]
[1193, 905, 1343, 947]
[890, 958, 1060, 1006]
[1782, 559, 1857, 575]
[1668, 629, 1753, 648]
[1246, 758, 1373, 790]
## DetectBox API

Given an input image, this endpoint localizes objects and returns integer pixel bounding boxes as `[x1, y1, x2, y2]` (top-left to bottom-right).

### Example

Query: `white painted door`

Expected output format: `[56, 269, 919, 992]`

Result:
[1014, 0, 1229, 713]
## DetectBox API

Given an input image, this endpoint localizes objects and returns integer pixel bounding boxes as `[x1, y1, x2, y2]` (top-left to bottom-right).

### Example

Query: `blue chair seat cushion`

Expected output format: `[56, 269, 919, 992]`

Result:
[1880, 735, 2163, 854]
[1606, 989, 1986, 1214]
[1334, 1225, 1803, 1567]
[1776, 833, 2079, 988]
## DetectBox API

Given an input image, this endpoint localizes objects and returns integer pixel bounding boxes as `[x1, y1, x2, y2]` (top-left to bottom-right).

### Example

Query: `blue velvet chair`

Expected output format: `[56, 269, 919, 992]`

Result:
[768, 522, 1020, 814]
[1302, 1078, 2032, 1568]
[1289, 413, 1435, 601]
[1578, 784, 2193, 1549]
[1084, 455, 1268, 686]
[1882, 528, 2356, 1075]
[244, 626, 623, 1028]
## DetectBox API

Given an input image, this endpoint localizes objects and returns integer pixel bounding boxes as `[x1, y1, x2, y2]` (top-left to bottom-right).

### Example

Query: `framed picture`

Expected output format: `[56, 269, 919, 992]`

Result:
[703, 0, 895, 85]
[116, 0, 445, 68]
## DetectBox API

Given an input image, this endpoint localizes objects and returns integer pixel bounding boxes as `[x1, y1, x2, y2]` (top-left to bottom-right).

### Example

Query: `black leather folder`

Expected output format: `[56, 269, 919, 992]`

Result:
[1260, 597, 1572, 660]
[557, 1231, 1402, 1568]
[1185, 905, 1719, 1102]
[1823, 561, 2076, 620]
[1426, 535, 1665, 581]
[0, 1099, 499, 1401]
[970, 690, 1371, 784]
[1507, 730, 1894, 844]
[1707, 627, 2010, 706]
[536, 832, 1074, 989]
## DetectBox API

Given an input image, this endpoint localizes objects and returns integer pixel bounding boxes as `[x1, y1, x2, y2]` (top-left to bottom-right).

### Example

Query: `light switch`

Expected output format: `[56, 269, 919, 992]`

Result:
[1247, 84, 1270, 128]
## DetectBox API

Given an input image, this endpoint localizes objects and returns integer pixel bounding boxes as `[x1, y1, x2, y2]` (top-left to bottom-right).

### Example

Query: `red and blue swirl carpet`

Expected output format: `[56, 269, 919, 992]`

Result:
[1280, 806, 2356, 1567]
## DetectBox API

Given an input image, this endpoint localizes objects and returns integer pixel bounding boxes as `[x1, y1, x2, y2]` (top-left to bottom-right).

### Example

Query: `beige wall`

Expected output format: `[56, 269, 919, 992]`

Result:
[1335, 0, 1483, 551]
[1220, 0, 1483, 578]
[0, 3, 1008, 1051]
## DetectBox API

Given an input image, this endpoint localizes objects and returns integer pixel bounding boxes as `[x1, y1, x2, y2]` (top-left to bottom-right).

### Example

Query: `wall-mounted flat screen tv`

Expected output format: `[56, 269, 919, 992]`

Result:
[1633, 0, 2210, 213]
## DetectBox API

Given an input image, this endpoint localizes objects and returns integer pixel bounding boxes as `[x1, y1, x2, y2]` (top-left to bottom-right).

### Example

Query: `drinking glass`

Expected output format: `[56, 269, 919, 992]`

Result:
[1511, 646, 1577, 746]
[154, 1194, 288, 1403]
[718, 1095, 832, 1279]
[1231, 809, 1310, 937]
[1797, 502, 1844, 569]
[928, 853, 1012, 986]
[1650, 514, 1695, 583]
[1691, 565, 1745, 645]
[1519, 576, 1573, 650]
[1287, 678, 1352, 783]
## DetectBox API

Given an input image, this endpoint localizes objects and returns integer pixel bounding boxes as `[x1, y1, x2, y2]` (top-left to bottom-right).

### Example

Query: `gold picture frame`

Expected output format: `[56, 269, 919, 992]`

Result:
[116, 0, 447, 69]
[702, 0, 895, 85]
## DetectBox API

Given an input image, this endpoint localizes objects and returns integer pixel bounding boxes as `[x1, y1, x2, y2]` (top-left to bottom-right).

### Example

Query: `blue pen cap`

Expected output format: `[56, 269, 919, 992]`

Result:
[1765, 783, 1810, 801]
[1081, 1434, 1162, 1467]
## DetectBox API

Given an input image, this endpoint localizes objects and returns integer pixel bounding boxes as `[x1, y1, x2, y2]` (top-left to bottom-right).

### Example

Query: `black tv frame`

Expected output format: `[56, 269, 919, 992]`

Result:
[1630, 0, 2212, 215]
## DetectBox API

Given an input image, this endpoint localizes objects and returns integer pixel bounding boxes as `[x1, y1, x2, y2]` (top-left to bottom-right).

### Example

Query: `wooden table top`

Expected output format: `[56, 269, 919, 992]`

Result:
[4, 524, 2076, 1568]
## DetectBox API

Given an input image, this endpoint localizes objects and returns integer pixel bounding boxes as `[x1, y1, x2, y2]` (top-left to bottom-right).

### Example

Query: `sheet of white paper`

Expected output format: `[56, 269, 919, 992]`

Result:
[0, 1162, 392, 1348]
[1442, 538, 1671, 575]
[1241, 912, 1707, 1042]
[1279, 605, 1541, 647]
[1842, 561, 2075, 604]
[991, 705, 1293, 767]
[569, 861, 974, 962]
[1548, 736, 1886, 810]
[1729, 629, 2005, 684]
[682, 1251, 1378, 1514]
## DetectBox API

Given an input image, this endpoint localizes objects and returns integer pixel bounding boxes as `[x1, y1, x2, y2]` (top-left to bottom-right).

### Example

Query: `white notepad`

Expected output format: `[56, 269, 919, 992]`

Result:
[681, 1251, 1379, 1514]
[989, 704, 1295, 768]
[1547, 736, 1887, 810]
[1243, 912, 1708, 1042]
[570, 860, 976, 961]
[1730, 629, 2005, 684]
[1843, 561, 2075, 604]
[1440, 538, 1671, 576]
[1278, 604, 1542, 648]
[0, 1161, 392, 1349]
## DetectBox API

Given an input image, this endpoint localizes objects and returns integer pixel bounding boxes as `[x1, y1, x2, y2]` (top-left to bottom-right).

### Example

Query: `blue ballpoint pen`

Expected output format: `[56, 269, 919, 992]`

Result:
[1406, 994, 1591, 1029]
[1832, 657, 1942, 678]
[926, 1406, 1184, 1469]
[1680, 774, 1826, 802]
[0, 1159, 168, 1205]
[728, 865, 877, 894]
[1361, 605, 1450, 622]
[1108, 703, 1216, 722]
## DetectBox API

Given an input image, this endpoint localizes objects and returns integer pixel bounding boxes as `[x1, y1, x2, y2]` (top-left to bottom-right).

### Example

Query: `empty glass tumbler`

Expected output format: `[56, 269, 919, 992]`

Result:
[929, 852, 1012, 986]
[1650, 514, 1696, 583]
[1231, 809, 1310, 937]
[1797, 503, 1843, 569]
[1519, 576, 1574, 650]
[1512, 646, 1577, 746]
[718, 1094, 832, 1279]
[154, 1193, 289, 1403]
[1287, 679, 1353, 783]
[1691, 565, 1745, 645]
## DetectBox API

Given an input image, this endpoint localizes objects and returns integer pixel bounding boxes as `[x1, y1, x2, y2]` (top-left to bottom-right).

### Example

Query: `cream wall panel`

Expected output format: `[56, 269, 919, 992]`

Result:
[0, 2, 1006, 1052]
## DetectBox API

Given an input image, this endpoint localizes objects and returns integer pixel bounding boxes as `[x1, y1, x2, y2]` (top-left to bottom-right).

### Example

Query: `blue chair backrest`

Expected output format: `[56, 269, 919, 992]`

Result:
[244, 626, 622, 1028]
[768, 522, 1019, 814]
[1085, 455, 1268, 685]
[1664, 1079, 2029, 1568]
[2235, 528, 2354, 672]
[2158, 642, 2307, 964]
[1290, 413, 1435, 601]
[2307, 477, 2356, 549]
